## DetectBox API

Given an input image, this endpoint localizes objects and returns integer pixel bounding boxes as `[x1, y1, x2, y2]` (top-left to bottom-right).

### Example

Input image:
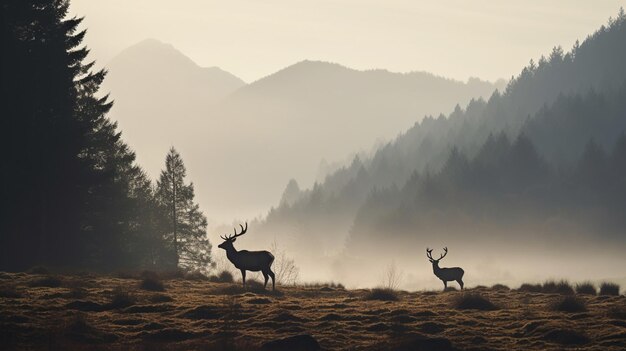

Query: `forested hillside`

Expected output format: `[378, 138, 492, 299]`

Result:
[257, 9, 626, 271]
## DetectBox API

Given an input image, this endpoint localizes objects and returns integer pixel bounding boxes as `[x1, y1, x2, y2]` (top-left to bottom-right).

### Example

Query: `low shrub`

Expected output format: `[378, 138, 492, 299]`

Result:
[551, 296, 587, 313]
[209, 270, 234, 283]
[575, 282, 597, 295]
[542, 280, 574, 295]
[599, 282, 620, 296]
[491, 284, 510, 291]
[363, 288, 399, 301]
[140, 276, 165, 292]
[452, 293, 498, 310]
[518, 283, 542, 293]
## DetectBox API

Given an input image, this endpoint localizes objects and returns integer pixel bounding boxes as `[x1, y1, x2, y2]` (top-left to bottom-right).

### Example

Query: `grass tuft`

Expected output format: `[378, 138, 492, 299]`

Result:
[452, 293, 498, 310]
[542, 280, 574, 295]
[491, 284, 510, 291]
[599, 282, 620, 296]
[551, 296, 587, 313]
[363, 288, 399, 301]
[518, 283, 542, 293]
[575, 282, 597, 295]
[140, 276, 165, 292]
[209, 270, 234, 283]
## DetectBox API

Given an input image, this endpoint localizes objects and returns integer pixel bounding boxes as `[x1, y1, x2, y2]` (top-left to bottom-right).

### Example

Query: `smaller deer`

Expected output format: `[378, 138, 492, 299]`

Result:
[218, 222, 276, 290]
[426, 247, 464, 290]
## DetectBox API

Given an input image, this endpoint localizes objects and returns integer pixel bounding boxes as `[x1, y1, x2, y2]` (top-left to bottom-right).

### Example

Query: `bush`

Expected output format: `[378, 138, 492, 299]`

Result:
[363, 288, 399, 301]
[551, 296, 587, 313]
[542, 280, 574, 295]
[518, 283, 542, 293]
[491, 284, 510, 291]
[209, 270, 234, 283]
[575, 282, 597, 295]
[452, 293, 498, 310]
[140, 277, 165, 292]
[108, 288, 136, 309]
[599, 282, 620, 296]
[29, 275, 62, 288]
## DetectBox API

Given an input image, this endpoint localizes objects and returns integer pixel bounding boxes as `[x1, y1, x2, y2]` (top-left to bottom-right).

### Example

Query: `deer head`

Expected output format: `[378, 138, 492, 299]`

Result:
[426, 247, 448, 266]
[218, 222, 248, 251]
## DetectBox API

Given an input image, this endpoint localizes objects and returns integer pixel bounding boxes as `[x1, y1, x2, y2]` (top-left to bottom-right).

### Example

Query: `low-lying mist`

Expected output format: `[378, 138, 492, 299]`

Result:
[210, 218, 626, 292]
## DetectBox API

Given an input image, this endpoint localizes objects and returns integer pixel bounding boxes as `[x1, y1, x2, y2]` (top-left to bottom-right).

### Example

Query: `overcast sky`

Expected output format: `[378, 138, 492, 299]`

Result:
[70, 0, 623, 83]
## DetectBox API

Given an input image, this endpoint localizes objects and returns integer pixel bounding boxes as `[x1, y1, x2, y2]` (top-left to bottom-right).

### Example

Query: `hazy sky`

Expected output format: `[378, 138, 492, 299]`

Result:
[70, 0, 623, 83]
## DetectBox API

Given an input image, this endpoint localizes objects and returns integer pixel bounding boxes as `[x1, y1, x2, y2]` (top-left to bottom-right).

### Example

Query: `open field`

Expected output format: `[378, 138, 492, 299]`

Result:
[1, 271, 625, 350]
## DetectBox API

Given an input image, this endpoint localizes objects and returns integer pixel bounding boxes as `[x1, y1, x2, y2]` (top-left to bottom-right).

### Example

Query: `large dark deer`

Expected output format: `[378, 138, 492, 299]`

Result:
[426, 247, 464, 290]
[218, 222, 276, 290]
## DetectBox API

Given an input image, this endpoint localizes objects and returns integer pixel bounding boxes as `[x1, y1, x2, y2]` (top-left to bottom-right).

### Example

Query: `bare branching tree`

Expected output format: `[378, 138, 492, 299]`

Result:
[270, 241, 300, 286]
[382, 260, 404, 290]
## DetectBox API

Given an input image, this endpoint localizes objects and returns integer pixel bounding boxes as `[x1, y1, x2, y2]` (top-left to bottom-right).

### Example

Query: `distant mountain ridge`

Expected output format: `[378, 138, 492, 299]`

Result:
[103, 39, 505, 221]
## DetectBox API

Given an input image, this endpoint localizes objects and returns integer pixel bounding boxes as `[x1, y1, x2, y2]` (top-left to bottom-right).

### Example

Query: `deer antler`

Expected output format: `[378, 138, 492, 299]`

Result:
[426, 248, 434, 260]
[439, 247, 448, 260]
[232, 222, 248, 239]
[220, 222, 248, 241]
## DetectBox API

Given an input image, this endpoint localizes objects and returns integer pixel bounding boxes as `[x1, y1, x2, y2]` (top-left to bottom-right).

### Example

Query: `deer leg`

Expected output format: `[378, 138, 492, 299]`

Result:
[262, 271, 269, 289]
[443, 280, 447, 291]
[268, 269, 276, 291]
[241, 270, 246, 289]
[457, 279, 464, 290]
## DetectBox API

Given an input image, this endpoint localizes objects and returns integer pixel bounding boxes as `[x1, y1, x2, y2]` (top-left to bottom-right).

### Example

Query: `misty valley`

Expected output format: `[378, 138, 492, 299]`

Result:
[2, 1, 626, 350]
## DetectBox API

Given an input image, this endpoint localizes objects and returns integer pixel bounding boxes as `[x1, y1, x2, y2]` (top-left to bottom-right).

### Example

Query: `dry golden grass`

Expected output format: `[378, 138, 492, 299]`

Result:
[0, 271, 625, 350]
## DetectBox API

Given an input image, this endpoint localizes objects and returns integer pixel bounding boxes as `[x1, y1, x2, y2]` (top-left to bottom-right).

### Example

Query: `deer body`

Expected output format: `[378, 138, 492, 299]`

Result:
[427, 248, 464, 290]
[218, 223, 276, 290]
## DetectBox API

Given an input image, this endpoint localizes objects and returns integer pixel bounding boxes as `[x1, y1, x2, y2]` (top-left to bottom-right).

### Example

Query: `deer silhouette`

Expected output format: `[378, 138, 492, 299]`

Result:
[426, 247, 464, 290]
[218, 222, 276, 290]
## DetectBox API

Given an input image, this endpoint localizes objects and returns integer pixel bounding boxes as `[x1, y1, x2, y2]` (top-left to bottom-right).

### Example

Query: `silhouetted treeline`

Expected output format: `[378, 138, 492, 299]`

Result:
[257, 8, 626, 256]
[349, 132, 626, 248]
[0, 1, 210, 272]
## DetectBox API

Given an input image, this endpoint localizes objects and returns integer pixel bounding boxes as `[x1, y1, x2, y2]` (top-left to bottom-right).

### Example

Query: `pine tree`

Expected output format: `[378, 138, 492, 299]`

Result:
[155, 147, 211, 271]
[1, 0, 161, 271]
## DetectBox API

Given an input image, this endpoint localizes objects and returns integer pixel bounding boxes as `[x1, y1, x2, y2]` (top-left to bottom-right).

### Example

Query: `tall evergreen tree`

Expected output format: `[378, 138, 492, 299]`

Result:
[155, 147, 211, 271]
[1, 0, 163, 271]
